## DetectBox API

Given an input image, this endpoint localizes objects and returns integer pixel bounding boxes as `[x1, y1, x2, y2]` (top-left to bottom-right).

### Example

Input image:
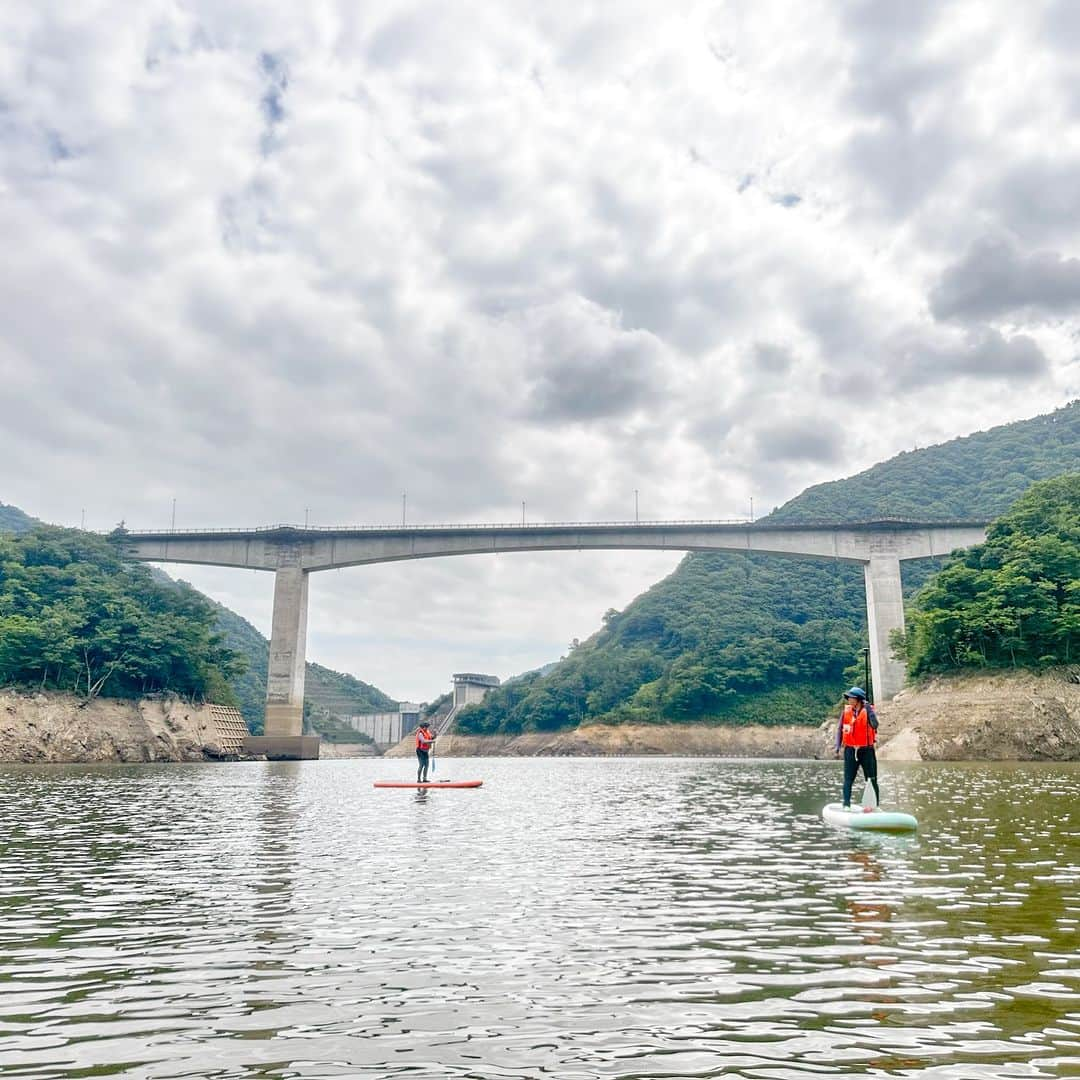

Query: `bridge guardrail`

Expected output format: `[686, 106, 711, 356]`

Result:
[113, 516, 989, 537]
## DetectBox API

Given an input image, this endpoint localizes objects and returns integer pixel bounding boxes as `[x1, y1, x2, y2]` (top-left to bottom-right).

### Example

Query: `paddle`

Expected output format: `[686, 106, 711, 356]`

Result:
[861, 780, 878, 810]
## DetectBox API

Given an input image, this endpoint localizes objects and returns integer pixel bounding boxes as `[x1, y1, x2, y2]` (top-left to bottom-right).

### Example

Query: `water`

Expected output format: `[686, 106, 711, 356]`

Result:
[0, 758, 1077, 1079]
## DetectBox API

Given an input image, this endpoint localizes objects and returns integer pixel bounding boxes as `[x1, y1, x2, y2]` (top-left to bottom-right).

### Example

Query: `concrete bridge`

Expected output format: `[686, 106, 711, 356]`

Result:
[119, 518, 988, 758]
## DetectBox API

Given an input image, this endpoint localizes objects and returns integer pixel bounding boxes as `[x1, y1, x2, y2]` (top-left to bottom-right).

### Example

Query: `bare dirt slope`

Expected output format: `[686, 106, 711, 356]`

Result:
[874, 667, 1080, 761]
[0, 690, 240, 763]
[385, 723, 826, 758]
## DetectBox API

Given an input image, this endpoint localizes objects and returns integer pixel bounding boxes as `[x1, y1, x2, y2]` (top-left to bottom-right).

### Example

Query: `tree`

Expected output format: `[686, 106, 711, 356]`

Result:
[906, 473, 1080, 674]
[0, 526, 244, 702]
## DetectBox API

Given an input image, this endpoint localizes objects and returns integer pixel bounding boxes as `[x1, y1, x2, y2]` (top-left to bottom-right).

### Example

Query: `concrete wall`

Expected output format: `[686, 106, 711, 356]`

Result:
[345, 711, 401, 743]
[454, 682, 491, 708]
[345, 706, 422, 745]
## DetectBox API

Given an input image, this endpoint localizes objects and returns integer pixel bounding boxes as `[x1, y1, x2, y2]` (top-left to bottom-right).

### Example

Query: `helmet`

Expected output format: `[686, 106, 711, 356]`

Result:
[844, 686, 867, 700]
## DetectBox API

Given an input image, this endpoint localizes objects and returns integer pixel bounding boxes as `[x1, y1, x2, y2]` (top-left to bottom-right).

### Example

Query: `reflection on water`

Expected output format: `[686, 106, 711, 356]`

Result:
[0, 759, 1077, 1078]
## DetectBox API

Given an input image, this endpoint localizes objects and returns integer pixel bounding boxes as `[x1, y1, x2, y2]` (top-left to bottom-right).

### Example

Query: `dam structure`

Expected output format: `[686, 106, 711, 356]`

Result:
[119, 519, 988, 758]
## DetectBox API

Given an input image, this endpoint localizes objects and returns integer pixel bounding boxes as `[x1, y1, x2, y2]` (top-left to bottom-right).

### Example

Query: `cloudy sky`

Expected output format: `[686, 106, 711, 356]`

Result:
[2, 1, 1079, 701]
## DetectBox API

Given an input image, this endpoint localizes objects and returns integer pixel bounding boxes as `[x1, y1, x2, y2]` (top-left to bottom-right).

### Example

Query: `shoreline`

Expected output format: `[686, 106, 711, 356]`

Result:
[388, 668, 1080, 764]
[2, 668, 1076, 764]
[386, 723, 830, 760]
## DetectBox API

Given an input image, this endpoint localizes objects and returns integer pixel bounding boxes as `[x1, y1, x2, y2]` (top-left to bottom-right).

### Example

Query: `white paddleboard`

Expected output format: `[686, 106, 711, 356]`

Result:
[822, 802, 917, 832]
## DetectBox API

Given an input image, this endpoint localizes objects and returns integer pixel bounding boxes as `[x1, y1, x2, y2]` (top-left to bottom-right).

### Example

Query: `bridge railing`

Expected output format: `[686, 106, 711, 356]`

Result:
[117, 518, 749, 535]
[113, 516, 989, 537]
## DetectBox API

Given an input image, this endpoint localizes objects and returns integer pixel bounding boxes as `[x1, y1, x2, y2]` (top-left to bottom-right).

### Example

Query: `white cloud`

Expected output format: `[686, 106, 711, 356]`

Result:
[1, 0, 1078, 699]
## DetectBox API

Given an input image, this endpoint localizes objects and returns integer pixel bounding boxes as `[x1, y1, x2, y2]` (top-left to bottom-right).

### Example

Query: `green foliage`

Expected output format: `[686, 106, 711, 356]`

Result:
[464, 401, 1080, 736]
[424, 691, 452, 718]
[0, 526, 244, 702]
[905, 474, 1080, 673]
[457, 553, 866, 734]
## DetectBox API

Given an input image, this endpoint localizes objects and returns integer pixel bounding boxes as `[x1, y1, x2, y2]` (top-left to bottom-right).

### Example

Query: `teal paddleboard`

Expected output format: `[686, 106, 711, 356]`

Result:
[822, 802, 917, 832]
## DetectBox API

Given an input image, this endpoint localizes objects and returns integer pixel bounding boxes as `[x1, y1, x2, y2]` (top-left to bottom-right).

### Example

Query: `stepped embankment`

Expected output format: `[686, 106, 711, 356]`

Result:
[0, 690, 245, 763]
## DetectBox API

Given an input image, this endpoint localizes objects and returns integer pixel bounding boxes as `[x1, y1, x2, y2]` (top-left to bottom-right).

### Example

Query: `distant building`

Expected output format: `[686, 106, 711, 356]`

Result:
[452, 673, 500, 709]
[344, 702, 421, 745]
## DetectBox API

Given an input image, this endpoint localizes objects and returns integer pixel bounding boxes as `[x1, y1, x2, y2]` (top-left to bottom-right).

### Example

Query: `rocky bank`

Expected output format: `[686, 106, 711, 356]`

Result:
[318, 742, 381, 759]
[0, 690, 244, 763]
[387, 723, 828, 759]
[6, 670, 1076, 765]
[873, 667, 1080, 762]
[386, 668, 1080, 762]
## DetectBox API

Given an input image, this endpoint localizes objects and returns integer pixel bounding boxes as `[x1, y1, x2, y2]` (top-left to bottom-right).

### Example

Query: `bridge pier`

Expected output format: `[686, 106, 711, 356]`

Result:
[244, 564, 319, 760]
[864, 555, 906, 702]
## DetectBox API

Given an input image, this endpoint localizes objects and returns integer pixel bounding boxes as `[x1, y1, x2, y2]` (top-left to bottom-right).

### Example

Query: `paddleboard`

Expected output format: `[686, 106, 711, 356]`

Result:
[373, 780, 483, 789]
[822, 802, 917, 832]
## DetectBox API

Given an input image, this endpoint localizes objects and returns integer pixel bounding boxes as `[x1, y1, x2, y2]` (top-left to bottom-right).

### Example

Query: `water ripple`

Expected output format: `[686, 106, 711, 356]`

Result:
[0, 759, 1077, 1078]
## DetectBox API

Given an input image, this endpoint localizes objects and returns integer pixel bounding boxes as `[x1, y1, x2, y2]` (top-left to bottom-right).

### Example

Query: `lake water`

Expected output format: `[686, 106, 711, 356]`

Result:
[0, 758, 1077, 1079]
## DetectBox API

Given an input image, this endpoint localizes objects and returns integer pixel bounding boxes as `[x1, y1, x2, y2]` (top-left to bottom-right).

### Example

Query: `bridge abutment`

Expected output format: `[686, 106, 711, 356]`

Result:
[864, 555, 906, 702]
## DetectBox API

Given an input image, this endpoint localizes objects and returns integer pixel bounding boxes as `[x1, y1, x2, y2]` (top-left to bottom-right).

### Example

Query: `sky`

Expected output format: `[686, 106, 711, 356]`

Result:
[2, 1, 1079, 702]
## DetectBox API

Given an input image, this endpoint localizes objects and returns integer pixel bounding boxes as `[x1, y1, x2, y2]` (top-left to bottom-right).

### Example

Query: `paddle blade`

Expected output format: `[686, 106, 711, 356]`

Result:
[861, 781, 878, 809]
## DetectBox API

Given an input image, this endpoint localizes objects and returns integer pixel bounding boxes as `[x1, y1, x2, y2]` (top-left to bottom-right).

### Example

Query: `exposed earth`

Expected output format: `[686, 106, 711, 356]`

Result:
[2, 669, 1077, 764]
[872, 667, 1080, 762]
[0, 690, 243, 763]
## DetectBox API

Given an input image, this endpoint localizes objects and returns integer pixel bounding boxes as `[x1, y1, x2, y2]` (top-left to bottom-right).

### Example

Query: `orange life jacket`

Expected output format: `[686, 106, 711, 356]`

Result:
[415, 726, 435, 752]
[840, 702, 876, 748]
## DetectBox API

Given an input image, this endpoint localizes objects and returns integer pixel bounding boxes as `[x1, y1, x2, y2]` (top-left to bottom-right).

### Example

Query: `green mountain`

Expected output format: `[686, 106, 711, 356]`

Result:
[459, 400, 1080, 736]
[0, 503, 395, 733]
[769, 401, 1079, 523]
[0, 503, 36, 533]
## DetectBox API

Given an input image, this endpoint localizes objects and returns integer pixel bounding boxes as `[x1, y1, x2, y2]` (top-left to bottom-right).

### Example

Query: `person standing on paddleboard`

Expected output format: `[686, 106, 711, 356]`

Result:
[834, 687, 880, 809]
[415, 721, 436, 783]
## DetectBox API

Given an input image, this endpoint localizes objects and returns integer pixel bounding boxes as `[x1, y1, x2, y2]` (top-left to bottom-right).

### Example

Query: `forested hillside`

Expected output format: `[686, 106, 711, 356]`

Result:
[460, 400, 1080, 736]
[769, 400, 1079, 523]
[0, 503, 35, 533]
[0, 528, 243, 703]
[0, 504, 395, 731]
[905, 473, 1079, 673]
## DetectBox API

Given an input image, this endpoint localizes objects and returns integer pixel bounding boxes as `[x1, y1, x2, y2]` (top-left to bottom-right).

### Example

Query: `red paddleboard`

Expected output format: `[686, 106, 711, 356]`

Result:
[373, 780, 483, 789]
